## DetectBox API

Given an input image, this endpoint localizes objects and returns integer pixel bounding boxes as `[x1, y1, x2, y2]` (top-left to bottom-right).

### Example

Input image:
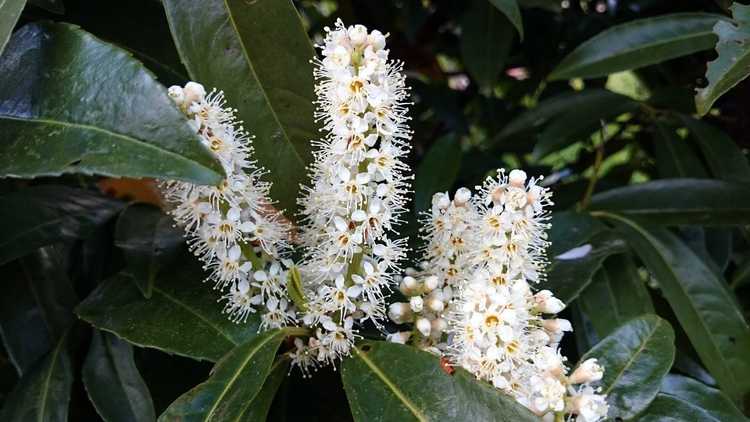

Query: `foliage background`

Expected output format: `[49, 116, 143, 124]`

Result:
[1, 0, 750, 420]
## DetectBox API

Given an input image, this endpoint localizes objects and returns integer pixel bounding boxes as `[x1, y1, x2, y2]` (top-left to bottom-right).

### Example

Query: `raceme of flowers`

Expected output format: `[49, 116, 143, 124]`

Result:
[387, 169, 608, 421]
[159, 20, 608, 421]
[162, 82, 296, 332]
[294, 19, 412, 372]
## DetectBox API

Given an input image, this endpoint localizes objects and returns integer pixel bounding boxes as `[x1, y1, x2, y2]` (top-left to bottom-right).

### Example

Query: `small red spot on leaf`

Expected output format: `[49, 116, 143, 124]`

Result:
[440, 357, 455, 375]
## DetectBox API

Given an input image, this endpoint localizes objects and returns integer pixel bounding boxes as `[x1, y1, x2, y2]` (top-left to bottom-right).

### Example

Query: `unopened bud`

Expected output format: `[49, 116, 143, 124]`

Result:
[409, 296, 424, 313]
[454, 187, 472, 204]
[416, 318, 431, 336]
[509, 169, 527, 187]
[167, 85, 185, 105]
[387, 331, 411, 344]
[569, 358, 604, 384]
[400, 276, 418, 295]
[423, 275, 439, 292]
[183, 81, 206, 104]
[425, 297, 444, 313]
[534, 290, 566, 314]
[388, 302, 412, 324]
[431, 318, 447, 338]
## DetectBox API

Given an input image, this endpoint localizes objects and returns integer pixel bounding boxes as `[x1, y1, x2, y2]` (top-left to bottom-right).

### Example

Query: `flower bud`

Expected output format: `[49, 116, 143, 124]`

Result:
[432, 192, 450, 210]
[368, 29, 386, 50]
[534, 290, 566, 314]
[400, 276, 418, 295]
[508, 169, 527, 187]
[568, 388, 609, 422]
[386, 331, 411, 344]
[183, 81, 206, 105]
[423, 275, 439, 291]
[167, 85, 185, 105]
[425, 297, 444, 313]
[543, 318, 573, 335]
[431, 318, 447, 338]
[569, 358, 604, 385]
[454, 187, 472, 204]
[415, 317, 431, 336]
[348, 24, 368, 46]
[388, 302, 412, 324]
[409, 296, 424, 312]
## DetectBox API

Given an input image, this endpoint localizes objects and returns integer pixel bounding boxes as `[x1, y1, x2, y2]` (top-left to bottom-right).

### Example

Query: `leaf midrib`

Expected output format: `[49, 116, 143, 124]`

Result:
[354, 346, 429, 422]
[38, 332, 68, 422]
[0, 115, 216, 178]
[601, 318, 663, 395]
[204, 330, 284, 421]
[152, 286, 237, 347]
[220, 0, 305, 168]
[604, 212, 741, 391]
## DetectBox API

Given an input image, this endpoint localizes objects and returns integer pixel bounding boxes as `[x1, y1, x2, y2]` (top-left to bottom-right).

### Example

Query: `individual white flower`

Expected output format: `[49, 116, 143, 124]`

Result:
[297, 19, 412, 369]
[161, 82, 294, 328]
[569, 358, 605, 384]
[568, 386, 609, 422]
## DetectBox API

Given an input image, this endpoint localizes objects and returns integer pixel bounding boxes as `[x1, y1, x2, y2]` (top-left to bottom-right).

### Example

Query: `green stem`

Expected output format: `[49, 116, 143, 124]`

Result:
[345, 252, 364, 287]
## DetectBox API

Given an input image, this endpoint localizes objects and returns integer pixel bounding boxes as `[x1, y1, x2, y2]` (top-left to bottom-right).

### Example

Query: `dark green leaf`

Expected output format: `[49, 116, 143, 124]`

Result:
[76, 261, 261, 362]
[115, 204, 184, 298]
[234, 357, 289, 422]
[641, 374, 747, 422]
[488, 0, 523, 39]
[498, 90, 626, 140]
[549, 13, 725, 80]
[0, 245, 77, 375]
[461, 0, 514, 91]
[0, 0, 25, 56]
[0, 331, 73, 422]
[342, 341, 538, 422]
[581, 315, 675, 420]
[0, 22, 224, 184]
[163, 0, 316, 215]
[0, 185, 124, 265]
[158, 328, 298, 422]
[414, 135, 461, 213]
[653, 123, 708, 178]
[83, 331, 156, 422]
[603, 213, 750, 401]
[680, 116, 750, 182]
[548, 210, 606, 257]
[579, 254, 654, 337]
[696, 4, 750, 116]
[531, 93, 637, 160]
[539, 231, 627, 303]
[590, 179, 750, 226]
[732, 257, 750, 289]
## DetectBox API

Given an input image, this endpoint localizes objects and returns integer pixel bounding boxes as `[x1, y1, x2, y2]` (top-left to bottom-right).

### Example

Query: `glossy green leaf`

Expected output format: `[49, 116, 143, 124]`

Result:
[461, 0, 514, 91]
[158, 328, 299, 422]
[488, 0, 523, 39]
[0, 331, 73, 422]
[83, 331, 156, 422]
[0, 186, 124, 265]
[76, 261, 262, 362]
[414, 135, 461, 213]
[680, 116, 750, 182]
[0, 22, 224, 184]
[239, 357, 289, 422]
[115, 204, 184, 298]
[732, 257, 750, 289]
[342, 341, 538, 422]
[0, 0, 25, 56]
[0, 245, 77, 375]
[579, 254, 654, 337]
[696, 4, 750, 115]
[590, 179, 750, 226]
[547, 211, 606, 257]
[163, 0, 316, 215]
[581, 315, 675, 420]
[539, 231, 627, 303]
[603, 213, 750, 401]
[653, 123, 708, 178]
[498, 90, 626, 140]
[549, 13, 725, 80]
[641, 374, 747, 421]
[532, 94, 638, 160]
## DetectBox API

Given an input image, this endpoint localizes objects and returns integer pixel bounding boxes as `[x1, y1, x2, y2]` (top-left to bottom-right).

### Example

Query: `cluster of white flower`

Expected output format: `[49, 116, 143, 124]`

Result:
[388, 169, 608, 421]
[162, 82, 296, 331]
[293, 19, 412, 372]
[387, 187, 478, 352]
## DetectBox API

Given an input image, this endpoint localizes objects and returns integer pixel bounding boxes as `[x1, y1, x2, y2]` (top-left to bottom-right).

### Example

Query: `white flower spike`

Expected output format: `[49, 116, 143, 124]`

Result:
[162, 82, 295, 329]
[296, 19, 412, 370]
